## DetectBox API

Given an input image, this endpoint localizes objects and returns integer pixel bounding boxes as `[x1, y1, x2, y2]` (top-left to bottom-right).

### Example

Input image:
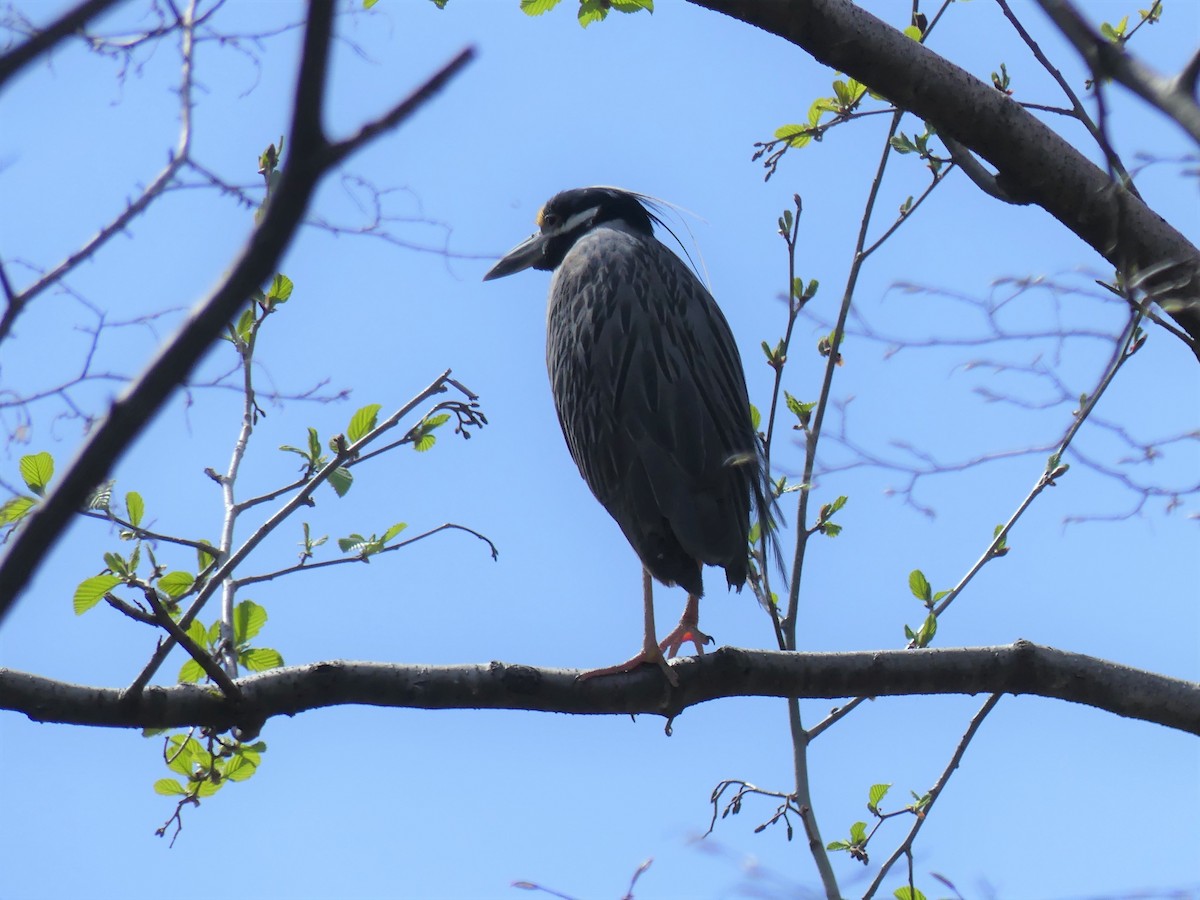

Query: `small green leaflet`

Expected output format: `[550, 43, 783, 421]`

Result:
[126, 491, 144, 528]
[233, 599, 267, 644]
[327, 466, 353, 497]
[73, 574, 122, 615]
[908, 569, 931, 603]
[19, 452, 53, 496]
[153, 778, 188, 796]
[267, 273, 293, 305]
[158, 571, 194, 599]
[0, 496, 36, 525]
[240, 648, 284, 672]
[347, 404, 382, 443]
[867, 782, 892, 813]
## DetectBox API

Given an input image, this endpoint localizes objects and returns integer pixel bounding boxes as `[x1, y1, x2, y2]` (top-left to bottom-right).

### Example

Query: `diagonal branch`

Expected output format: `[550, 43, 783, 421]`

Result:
[688, 0, 1200, 354]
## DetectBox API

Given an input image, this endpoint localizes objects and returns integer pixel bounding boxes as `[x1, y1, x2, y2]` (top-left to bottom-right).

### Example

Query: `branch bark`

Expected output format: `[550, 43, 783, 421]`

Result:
[4, 641, 1196, 736]
[688, 0, 1200, 356]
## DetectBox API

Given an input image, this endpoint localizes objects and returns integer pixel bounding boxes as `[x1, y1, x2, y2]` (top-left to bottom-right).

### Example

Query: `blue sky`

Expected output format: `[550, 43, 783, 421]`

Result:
[1, 1, 1197, 898]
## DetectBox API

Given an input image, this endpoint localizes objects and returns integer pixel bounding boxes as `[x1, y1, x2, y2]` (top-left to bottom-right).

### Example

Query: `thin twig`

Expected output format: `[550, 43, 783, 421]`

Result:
[863, 694, 1003, 897]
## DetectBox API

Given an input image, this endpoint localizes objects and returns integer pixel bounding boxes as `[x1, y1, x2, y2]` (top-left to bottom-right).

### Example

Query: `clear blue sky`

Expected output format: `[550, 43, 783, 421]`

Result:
[1, 1, 1197, 898]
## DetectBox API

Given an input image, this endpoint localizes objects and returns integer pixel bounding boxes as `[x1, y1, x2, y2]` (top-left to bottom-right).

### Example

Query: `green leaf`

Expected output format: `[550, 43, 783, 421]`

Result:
[233, 599, 267, 643]
[908, 569, 931, 603]
[821, 523, 842, 538]
[773, 123, 812, 149]
[196, 779, 223, 798]
[382, 522, 407, 543]
[328, 466, 353, 497]
[347, 403, 382, 444]
[19, 452, 54, 496]
[0, 495, 36, 525]
[749, 404, 761, 431]
[413, 434, 436, 452]
[153, 778, 188, 796]
[903, 24, 922, 40]
[235, 307, 255, 344]
[867, 783, 892, 812]
[849, 821, 867, 842]
[307, 426, 322, 460]
[73, 574, 122, 615]
[267, 273, 293, 305]
[915, 612, 938, 648]
[165, 736, 198, 776]
[338, 534, 367, 553]
[520, 0, 561, 15]
[240, 647, 284, 672]
[126, 491, 144, 528]
[826, 840, 851, 851]
[222, 753, 260, 782]
[185, 619, 208, 646]
[894, 888, 927, 900]
[178, 659, 206, 684]
[826, 495, 848, 515]
[197, 542, 216, 572]
[158, 571, 195, 599]
[577, 0, 607, 26]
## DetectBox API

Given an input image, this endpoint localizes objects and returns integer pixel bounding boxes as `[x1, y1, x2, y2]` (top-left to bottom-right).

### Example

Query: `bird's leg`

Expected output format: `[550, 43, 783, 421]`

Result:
[657, 594, 712, 660]
[577, 568, 678, 685]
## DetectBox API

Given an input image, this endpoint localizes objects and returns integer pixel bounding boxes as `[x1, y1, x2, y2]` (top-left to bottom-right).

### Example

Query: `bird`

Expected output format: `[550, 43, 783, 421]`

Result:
[484, 186, 766, 683]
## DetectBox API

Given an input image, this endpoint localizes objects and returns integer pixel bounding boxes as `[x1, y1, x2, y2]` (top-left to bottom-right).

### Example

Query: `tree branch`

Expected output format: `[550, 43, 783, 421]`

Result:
[0, 0, 125, 87]
[688, 0, 1200, 354]
[0, 0, 476, 626]
[4, 641, 1195, 735]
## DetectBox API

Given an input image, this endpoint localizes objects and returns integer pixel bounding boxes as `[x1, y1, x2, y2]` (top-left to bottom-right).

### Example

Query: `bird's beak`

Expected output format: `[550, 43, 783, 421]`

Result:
[483, 232, 545, 281]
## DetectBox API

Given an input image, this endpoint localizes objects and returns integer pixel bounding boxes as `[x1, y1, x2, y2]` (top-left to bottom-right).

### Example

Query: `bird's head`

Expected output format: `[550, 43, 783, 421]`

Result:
[483, 186, 657, 281]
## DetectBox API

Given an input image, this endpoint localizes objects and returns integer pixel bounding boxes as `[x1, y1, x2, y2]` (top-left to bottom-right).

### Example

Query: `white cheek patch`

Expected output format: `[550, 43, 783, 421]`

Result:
[551, 205, 600, 236]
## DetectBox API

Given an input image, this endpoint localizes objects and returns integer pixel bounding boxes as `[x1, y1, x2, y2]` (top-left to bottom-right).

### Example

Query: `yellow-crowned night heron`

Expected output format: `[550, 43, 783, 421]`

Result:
[484, 186, 764, 682]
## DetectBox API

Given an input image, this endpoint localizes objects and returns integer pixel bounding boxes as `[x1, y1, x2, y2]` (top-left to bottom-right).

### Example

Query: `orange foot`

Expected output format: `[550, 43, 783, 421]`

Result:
[577, 642, 678, 686]
[659, 619, 713, 660]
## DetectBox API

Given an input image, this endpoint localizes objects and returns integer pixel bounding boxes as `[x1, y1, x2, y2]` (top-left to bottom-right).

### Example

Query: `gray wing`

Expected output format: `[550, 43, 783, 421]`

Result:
[546, 225, 758, 595]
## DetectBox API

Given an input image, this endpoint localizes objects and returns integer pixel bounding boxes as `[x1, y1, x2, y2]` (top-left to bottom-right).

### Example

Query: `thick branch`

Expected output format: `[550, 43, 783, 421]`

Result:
[689, 0, 1200, 353]
[3, 641, 1196, 735]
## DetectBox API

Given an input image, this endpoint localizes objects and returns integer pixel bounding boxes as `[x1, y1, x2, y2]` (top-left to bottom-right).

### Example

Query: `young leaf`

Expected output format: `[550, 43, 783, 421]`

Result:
[19, 452, 54, 496]
[178, 659, 206, 684]
[0, 495, 36, 525]
[749, 404, 761, 431]
[240, 647, 284, 672]
[382, 522, 407, 543]
[73, 574, 123, 615]
[233, 600, 267, 644]
[908, 569, 932, 603]
[267, 273, 294, 305]
[327, 467, 353, 497]
[867, 783, 892, 813]
[158, 571, 195, 599]
[347, 403, 382, 444]
[126, 491, 144, 528]
[153, 778, 188, 796]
